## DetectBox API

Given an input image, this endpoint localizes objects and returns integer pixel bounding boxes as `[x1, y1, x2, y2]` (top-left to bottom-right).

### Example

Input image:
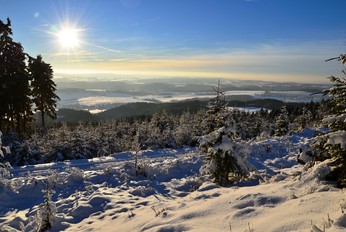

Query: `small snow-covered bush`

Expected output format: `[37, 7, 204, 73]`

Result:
[35, 180, 57, 232]
[121, 161, 149, 178]
[23, 174, 58, 232]
[65, 167, 84, 185]
[102, 164, 117, 176]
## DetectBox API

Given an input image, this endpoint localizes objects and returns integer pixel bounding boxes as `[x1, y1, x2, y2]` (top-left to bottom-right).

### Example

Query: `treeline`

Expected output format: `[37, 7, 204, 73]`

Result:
[39, 98, 326, 125]
[40, 100, 208, 124]
[0, 98, 329, 166]
[0, 18, 59, 136]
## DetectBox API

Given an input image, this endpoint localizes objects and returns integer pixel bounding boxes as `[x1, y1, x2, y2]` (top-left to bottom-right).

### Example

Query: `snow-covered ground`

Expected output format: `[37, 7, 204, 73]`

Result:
[0, 130, 345, 232]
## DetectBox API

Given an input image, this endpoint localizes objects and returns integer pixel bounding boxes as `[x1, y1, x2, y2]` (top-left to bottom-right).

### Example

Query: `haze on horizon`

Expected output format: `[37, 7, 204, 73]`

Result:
[2, 0, 346, 84]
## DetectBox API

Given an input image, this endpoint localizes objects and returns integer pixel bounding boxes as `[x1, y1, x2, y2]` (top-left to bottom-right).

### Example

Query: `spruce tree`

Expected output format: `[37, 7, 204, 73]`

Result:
[0, 18, 32, 134]
[321, 54, 346, 187]
[274, 106, 290, 136]
[199, 81, 251, 186]
[29, 55, 60, 129]
[293, 107, 312, 132]
[174, 111, 194, 146]
[36, 179, 56, 232]
[305, 54, 346, 187]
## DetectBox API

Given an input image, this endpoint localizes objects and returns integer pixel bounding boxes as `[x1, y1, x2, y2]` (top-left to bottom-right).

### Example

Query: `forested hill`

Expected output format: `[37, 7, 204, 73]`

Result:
[50, 100, 208, 123]
[97, 100, 208, 120]
[47, 98, 320, 123]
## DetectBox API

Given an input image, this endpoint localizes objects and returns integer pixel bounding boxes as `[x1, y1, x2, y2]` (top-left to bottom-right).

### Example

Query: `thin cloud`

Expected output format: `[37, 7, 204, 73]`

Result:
[52, 39, 343, 83]
[95, 45, 122, 53]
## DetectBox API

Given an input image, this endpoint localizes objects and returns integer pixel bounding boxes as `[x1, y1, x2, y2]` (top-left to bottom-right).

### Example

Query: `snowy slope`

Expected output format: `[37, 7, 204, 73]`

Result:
[0, 130, 345, 232]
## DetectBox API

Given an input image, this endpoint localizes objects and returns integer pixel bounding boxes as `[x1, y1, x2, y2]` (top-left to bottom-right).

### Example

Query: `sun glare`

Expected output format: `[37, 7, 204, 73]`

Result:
[57, 27, 80, 49]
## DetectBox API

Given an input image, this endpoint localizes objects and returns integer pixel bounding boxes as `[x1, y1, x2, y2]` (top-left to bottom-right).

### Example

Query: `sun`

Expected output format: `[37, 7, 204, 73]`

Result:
[57, 27, 80, 49]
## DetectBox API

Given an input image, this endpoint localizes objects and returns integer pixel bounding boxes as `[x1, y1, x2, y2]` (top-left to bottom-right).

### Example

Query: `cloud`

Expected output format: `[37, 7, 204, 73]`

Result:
[95, 45, 122, 54]
[52, 39, 343, 83]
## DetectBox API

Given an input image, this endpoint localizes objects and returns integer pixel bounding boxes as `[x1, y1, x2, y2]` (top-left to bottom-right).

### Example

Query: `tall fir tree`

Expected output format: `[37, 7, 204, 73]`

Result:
[0, 19, 12, 130]
[28, 55, 60, 128]
[0, 18, 32, 134]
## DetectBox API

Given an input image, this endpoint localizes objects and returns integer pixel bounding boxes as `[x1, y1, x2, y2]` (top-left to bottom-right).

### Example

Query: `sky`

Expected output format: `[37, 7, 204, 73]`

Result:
[1, 0, 346, 83]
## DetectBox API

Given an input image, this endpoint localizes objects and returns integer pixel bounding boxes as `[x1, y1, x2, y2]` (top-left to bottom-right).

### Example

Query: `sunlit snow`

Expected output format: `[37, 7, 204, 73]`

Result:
[1, 130, 345, 231]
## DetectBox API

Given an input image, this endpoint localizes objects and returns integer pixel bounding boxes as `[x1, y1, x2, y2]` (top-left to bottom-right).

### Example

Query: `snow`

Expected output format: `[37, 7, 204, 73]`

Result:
[326, 131, 346, 148]
[323, 114, 346, 126]
[0, 131, 345, 231]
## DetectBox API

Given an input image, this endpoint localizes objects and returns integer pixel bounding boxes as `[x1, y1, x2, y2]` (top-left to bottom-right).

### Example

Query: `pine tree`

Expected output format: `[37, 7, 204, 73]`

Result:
[147, 113, 163, 149]
[174, 111, 194, 146]
[199, 81, 251, 186]
[0, 18, 32, 134]
[274, 106, 290, 136]
[131, 123, 146, 176]
[320, 54, 346, 187]
[293, 107, 312, 132]
[305, 54, 346, 187]
[0, 19, 12, 130]
[29, 55, 60, 129]
[36, 179, 56, 232]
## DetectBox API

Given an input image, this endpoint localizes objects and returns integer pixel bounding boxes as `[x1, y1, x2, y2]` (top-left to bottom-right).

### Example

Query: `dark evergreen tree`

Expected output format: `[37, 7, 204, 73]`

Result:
[0, 18, 32, 134]
[0, 19, 12, 130]
[29, 55, 60, 129]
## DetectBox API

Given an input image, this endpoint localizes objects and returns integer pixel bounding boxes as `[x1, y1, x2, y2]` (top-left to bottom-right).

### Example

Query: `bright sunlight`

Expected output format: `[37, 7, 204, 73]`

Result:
[57, 27, 80, 49]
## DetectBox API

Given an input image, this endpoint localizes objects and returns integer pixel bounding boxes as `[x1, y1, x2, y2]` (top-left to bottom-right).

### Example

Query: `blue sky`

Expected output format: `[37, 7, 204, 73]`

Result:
[1, 0, 346, 83]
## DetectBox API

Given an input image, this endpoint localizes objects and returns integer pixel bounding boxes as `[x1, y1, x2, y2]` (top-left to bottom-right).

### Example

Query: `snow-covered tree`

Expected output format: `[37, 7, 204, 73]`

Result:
[292, 107, 313, 132]
[159, 112, 177, 148]
[35, 178, 57, 232]
[131, 123, 147, 176]
[199, 81, 251, 186]
[174, 111, 193, 146]
[0, 131, 10, 162]
[304, 54, 346, 187]
[274, 106, 290, 136]
[0, 131, 11, 177]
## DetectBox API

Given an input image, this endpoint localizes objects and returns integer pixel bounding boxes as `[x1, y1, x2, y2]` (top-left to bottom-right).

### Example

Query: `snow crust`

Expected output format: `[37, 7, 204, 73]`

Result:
[0, 130, 345, 231]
